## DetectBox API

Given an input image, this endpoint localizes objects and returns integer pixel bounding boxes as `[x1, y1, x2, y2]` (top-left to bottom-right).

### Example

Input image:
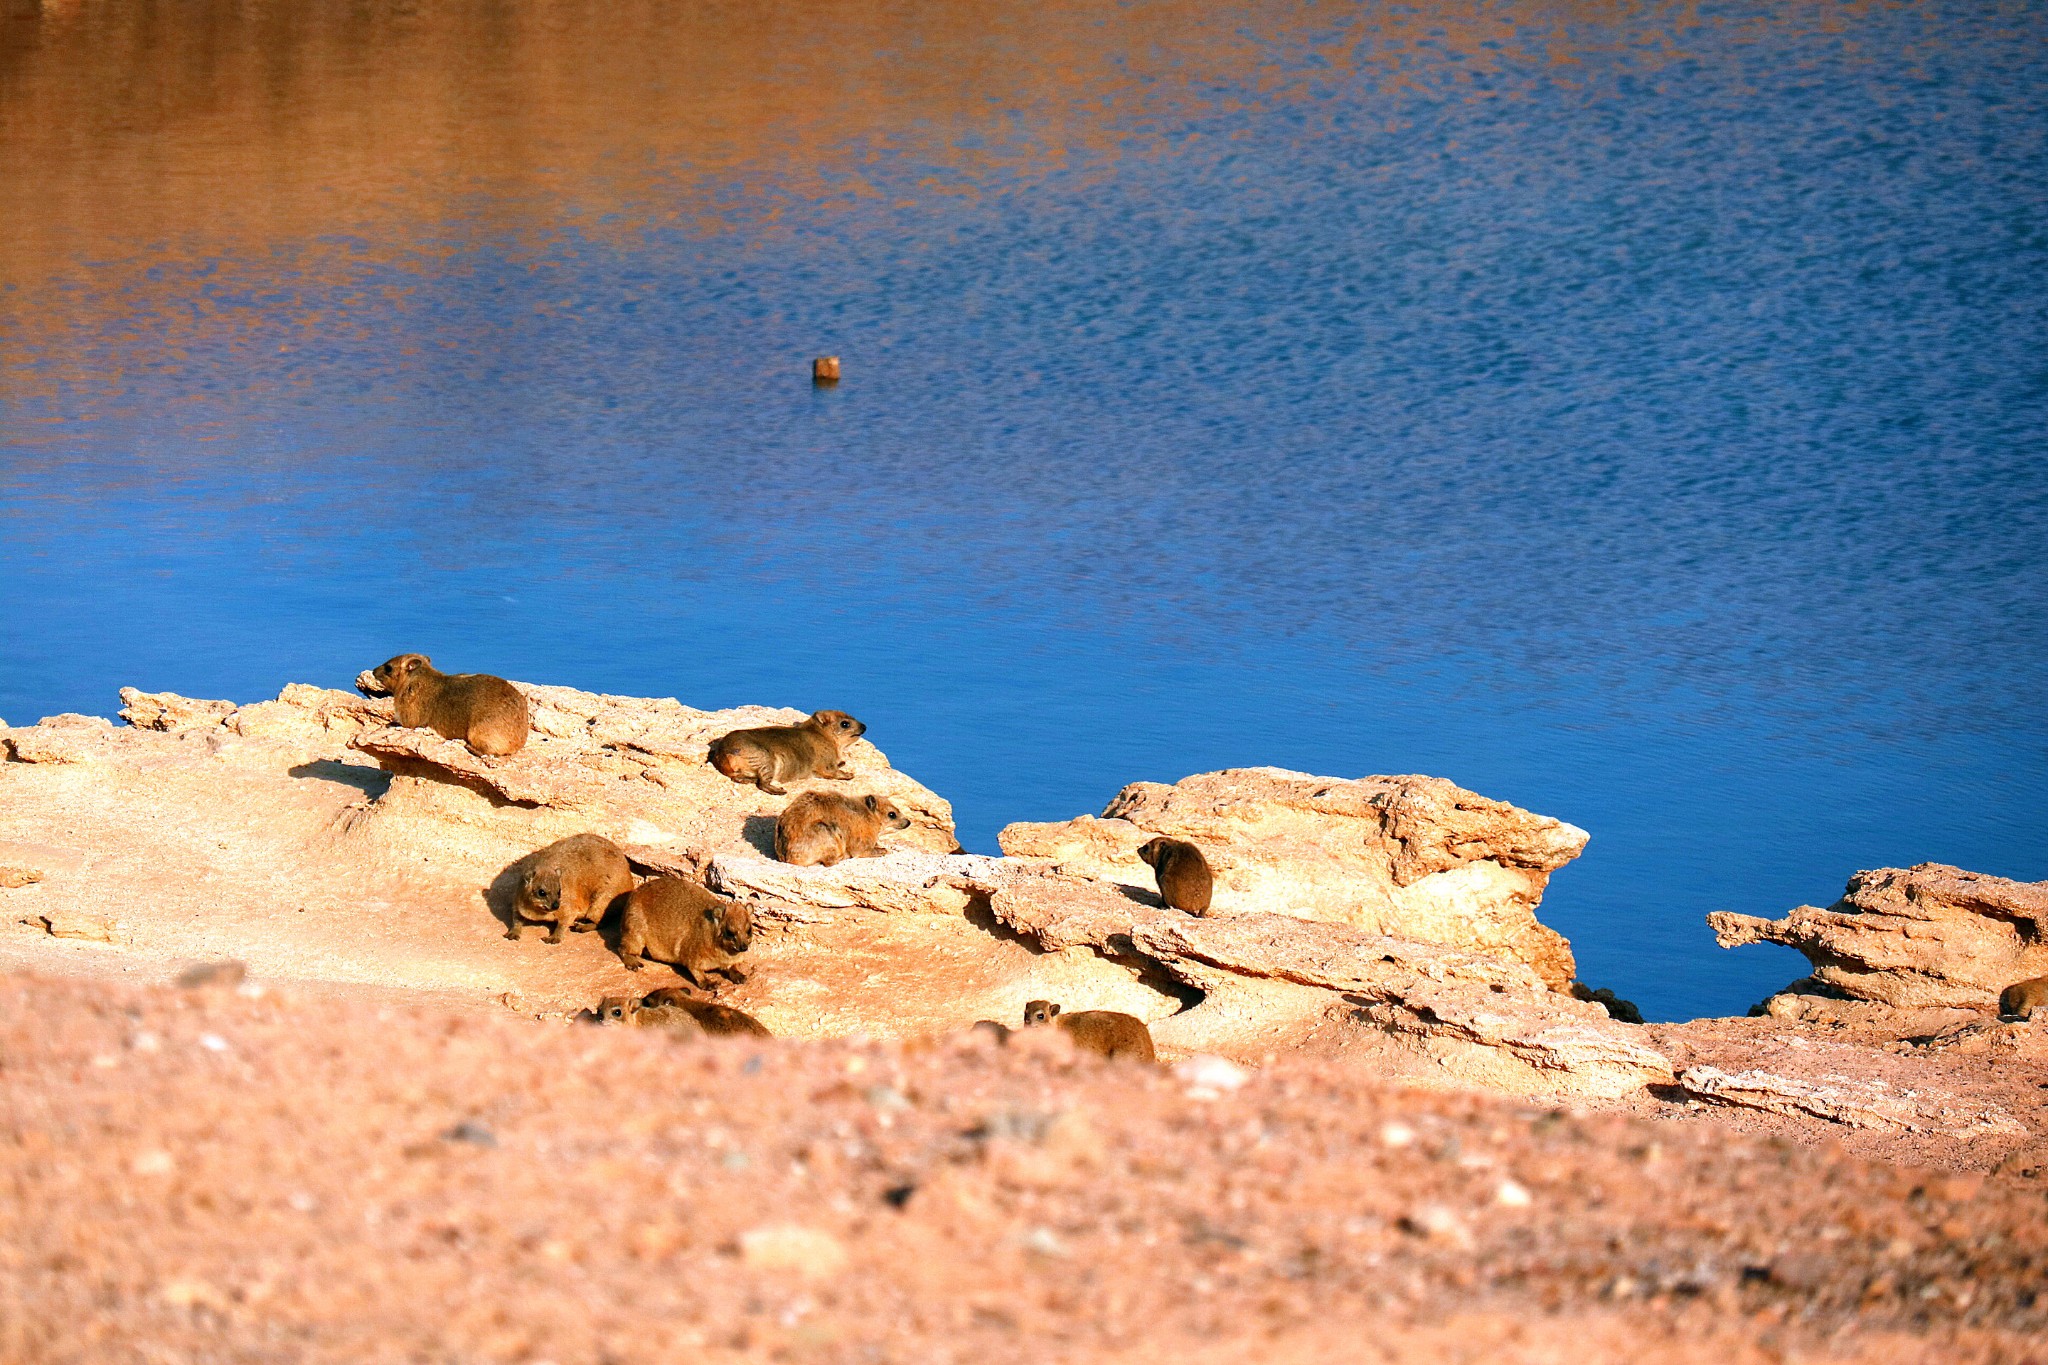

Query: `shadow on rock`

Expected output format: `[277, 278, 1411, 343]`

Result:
[287, 760, 391, 799]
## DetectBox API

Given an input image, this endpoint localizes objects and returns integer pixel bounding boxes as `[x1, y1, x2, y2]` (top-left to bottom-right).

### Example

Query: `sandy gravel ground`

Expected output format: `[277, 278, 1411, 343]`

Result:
[2, 974, 2042, 1365]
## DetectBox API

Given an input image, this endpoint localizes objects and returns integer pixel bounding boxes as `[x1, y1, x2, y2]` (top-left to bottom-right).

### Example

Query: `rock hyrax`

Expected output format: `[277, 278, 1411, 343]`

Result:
[774, 790, 911, 867]
[1021, 999, 1157, 1062]
[512, 833, 635, 944]
[616, 876, 753, 988]
[594, 994, 702, 1035]
[707, 710, 866, 795]
[1999, 975, 2048, 1020]
[1136, 837, 1213, 915]
[367, 653, 530, 757]
[639, 987, 772, 1037]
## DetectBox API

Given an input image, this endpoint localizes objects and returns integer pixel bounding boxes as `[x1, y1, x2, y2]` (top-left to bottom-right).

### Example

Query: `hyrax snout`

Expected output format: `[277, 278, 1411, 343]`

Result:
[366, 652, 530, 757]
[1022, 999, 1157, 1062]
[2000, 975, 2048, 1021]
[773, 790, 912, 867]
[512, 833, 635, 944]
[616, 876, 753, 989]
[707, 709, 866, 795]
[1136, 837, 1214, 915]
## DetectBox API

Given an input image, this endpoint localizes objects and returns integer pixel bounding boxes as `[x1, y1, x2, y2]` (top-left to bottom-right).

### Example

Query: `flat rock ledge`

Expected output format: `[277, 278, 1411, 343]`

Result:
[999, 768, 1583, 990]
[1709, 864, 2048, 1011]
[1675, 1065, 2023, 1136]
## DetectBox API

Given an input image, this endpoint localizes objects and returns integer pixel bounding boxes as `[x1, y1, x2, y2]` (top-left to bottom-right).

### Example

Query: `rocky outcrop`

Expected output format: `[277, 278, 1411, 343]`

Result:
[1675, 1065, 2023, 1136]
[977, 865, 1670, 1098]
[1709, 864, 2048, 1011]
[999, 769, 1583, 989]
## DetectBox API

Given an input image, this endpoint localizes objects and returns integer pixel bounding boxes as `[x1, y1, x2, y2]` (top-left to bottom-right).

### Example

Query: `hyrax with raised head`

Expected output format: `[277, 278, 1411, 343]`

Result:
[367, 652, 530, 757]
[512, 833, 635, 944]
[1022, 999, 1157, 1062]
[1136, 837, 1214, 915]
[638, 987, 772, 1037]
[616, 876, 753, 988]
[2000, 975, 2048, 1021]
[774, 790, 911, 867]
[707, 710, 866, 794]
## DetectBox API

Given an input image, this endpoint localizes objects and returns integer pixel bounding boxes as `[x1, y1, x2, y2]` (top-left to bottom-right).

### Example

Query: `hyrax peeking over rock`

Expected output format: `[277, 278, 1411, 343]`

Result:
[1022, 1000, 1157, 1062]
[2000, 975, 2048, 1021]
[617, 876, 753, 988]
[364, 653, 529, 756]
[774, 790, 912, 867]
[1136, 837, 1213, 915]
[638, 987, 772, 1037]
[708, 710, 866, 794]
[512, 834, 635, 944]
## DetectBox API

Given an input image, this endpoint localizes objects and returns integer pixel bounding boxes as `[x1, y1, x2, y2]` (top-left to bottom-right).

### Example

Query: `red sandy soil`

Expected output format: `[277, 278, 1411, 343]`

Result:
[2, 974, 2042, 1365]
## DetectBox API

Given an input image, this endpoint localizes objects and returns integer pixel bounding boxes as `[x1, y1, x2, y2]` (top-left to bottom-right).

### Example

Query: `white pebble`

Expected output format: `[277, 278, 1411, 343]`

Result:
[1379, 1120, 1416, 1148]
[1496, 1179, 1533, 1208]
[197, 1033, 229, 1053]
[1174, 1055, 1250, 1098]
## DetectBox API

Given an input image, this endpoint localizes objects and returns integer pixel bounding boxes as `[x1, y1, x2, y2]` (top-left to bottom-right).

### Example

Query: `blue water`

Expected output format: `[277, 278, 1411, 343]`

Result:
[3, 0, 2044, 1020]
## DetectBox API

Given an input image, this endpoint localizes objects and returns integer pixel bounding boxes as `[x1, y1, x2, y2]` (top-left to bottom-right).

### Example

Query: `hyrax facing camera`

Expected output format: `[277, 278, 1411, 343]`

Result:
[616, 876, 753, 989]
[512, 833, 634, 944]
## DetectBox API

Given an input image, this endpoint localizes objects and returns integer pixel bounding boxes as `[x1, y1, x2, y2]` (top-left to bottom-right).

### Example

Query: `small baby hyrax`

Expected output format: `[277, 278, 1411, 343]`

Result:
[639, 987, 773, 1037]
[616, 876, 753, 988]
[773, 790, 911, 867]
[512, 833, 635, 944]
[1136, 837, 1214, 915]
[1021, 1000, 1157, 1062]
[707, 710, 866, 794]
[1999, 975, 2048, 1021]
[366, 652, 530, 757]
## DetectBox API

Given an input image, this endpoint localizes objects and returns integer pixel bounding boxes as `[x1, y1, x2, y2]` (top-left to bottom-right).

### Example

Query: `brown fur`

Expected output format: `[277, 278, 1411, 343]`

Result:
[971, 1019, 1013, 1044]
[593, 994, 702, 1035]
[369, 652, 529, 756]
[639, 987, 772, 1037]
[707, 710, 866, 794]
[616, 876, 753, 988]
[1021, 999, 1156, 1062]
[773, 790, 911, 867]
[512, 833, 635, 944]
[1136, 837, 1214, 915]
[1999, 975, 2048, 1020]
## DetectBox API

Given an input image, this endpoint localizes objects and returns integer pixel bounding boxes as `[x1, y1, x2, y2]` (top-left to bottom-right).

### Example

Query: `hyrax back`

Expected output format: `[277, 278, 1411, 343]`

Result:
[640, 987, 772, 1037]
[707, 710, 866, 794]
[512, 833, 635, 944]
[617, 876, 753, 988]
[1022, 999, 1157, 1062]
[370, 652, 530, 756]
[1136, 837, 1214, 915]
[773, 790, 911, 867]
[594, 994, 705, 1036]
[2000, 975, 2048, 1020]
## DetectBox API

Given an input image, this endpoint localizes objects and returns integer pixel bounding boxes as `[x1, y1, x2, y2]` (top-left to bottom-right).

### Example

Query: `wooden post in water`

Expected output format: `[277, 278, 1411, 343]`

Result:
[812, 356, 841, 385]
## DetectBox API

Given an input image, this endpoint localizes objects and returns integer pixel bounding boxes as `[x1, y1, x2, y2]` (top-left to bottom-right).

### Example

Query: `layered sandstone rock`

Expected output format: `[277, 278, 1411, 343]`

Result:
[1674, 1065, 2023, 1136]
[999, 768, 1584, 989]
[1709, 864, 2048, 1011]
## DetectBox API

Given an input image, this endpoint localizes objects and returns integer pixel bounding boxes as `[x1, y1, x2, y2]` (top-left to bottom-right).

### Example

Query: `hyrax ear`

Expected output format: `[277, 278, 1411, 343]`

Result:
[703, 904, 719, 922]
[864, 794, 878, 812]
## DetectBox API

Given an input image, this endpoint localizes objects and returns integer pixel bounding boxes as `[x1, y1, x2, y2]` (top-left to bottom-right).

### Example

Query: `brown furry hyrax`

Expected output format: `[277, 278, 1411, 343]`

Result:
[616, 876, 753, 987]
[639, 987, 773, 1037]
[594, 994, 702, 1035]
[511, 833, 635, 944]
[1136, 837, 1213, 915]
[707, 710, 866, 794]
[1999, 975, 2048, 1020]
[773, 790, 911, 867]
[367, 652, 529, 756]
[1021, 1000, 1157, 1062]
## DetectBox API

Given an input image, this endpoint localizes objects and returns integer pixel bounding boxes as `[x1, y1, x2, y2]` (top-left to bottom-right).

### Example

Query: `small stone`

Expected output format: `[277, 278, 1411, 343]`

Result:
[1379, 1121, 1417, 1149]
[443, 1122, 496, 1147]
[1022, 1226, 1066, 1257]
[738, 1224, 848, 1278]
[1399, 1205, 1472, 1248]
[197, 1034, 229, 1053]
[811, 356, 841, 384]
[1495, 1179, 1533, 1208]
[131, 1149, 175, 1176]
[31, 911, 119, 943]
[177, 961, 247, 989]
[1175, 1055, 1250, 1098]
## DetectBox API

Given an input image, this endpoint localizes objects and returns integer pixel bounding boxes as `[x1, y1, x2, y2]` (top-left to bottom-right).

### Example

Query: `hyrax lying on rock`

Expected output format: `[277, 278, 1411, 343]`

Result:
[595, 993, 702, 1034]
[1022, 999, 1157, 1062]
[774, 791, 911, 867]
[617, 876, 753, 988]
[366, 652, 529, 756]
[1136, 837, 1213, 915]
[2000, 975, 2048, 1021]
[512, 833, 635, 944]
[638, 987, 772, 1037]
[708, 710, 866, 794]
